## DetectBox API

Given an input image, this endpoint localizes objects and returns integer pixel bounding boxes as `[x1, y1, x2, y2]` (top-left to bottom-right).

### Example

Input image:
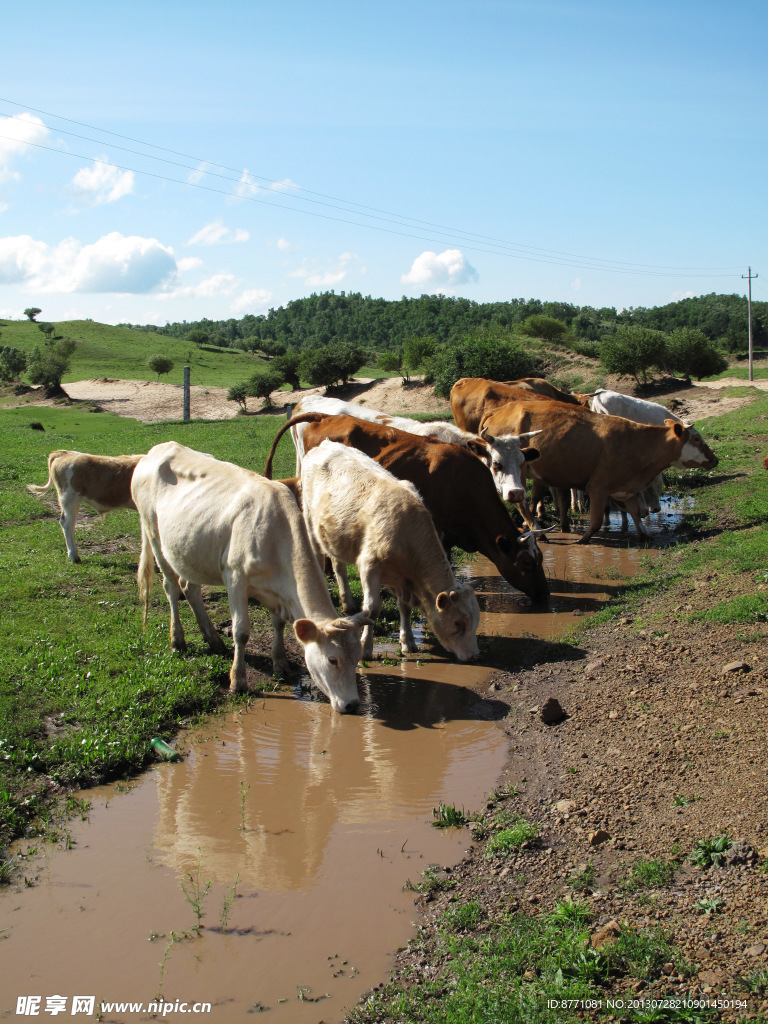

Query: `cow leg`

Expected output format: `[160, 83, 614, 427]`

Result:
[621, 495, 648, 539]
[59, 492, 81, 563]
[398, 600, 417, 654]
[180, 581, 227, 654]
[226, 577, 251, 692]
[578, 490, 609, 544]
[358, 562, 382, 660]
[270, 612, 291, 678]
[554, 488, 570, 532]
[332, 558, 356, 615]
[161, 571, 186, 652]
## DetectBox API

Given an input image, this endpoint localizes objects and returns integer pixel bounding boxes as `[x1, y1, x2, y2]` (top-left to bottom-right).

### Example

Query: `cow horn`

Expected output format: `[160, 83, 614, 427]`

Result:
[517, 429, 543, 442]
[480, 426, 497, 443]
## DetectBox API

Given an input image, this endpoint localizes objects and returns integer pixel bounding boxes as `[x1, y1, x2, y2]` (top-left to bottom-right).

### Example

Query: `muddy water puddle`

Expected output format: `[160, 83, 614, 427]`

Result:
[1, 501, 685, 1022]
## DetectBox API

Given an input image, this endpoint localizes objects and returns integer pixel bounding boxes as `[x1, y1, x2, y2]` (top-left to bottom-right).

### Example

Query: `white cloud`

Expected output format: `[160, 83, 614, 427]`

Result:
[161, 272, 241, 301]
[669, 290, 695, 302]
[234, 169, 260, 200]
[0, 203, 8, 216]
[0, 113, 48, 181]
[271, 178, 299, 192]
[231, 288, 273, 313]
[177, 256, 203, 272]
[188, 161, 211, 185]
[276, 238, 293, 252]
[289, 252, 365, 289]
[70, 159, 134, 204]
[187, 220, 250, 246]
[571, 277, 582, 292]
[401, 249, 478, 289]
[0, 231, 176, 293]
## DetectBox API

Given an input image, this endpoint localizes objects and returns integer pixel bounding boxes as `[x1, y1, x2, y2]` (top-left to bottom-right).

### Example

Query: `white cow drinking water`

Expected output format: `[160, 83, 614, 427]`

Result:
[131, 441, 370, 712]
[300, 440, 480, 661]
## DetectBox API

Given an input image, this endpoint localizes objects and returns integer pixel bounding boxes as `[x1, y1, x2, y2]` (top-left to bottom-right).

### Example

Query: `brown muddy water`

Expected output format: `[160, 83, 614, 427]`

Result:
[1, 503, 686, 1023]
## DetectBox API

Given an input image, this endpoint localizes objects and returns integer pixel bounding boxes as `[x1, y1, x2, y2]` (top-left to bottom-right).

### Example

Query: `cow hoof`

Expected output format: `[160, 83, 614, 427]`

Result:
[209, 637, 228, 655]
[171, 642, 187, 654]
[70, 555, 81, 564]
[576, 536, 591, 545]
[229, 680, 248, 693]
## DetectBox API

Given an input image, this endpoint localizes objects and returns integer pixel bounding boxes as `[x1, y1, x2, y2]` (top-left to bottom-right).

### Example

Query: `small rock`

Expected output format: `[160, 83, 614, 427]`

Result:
[608, 710, 618, 720]
[540, 697, 566, 724]
[555, 799, 575, 814]
[722, 661, 750, 674]
[746, 943, 766, 957]
[527, 895, 539, 904]
[584, 660, 604, 674]
[589, 829, 610, 847]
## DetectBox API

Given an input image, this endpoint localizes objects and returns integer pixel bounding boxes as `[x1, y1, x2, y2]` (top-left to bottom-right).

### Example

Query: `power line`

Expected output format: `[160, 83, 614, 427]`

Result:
[0, 99, 746, 279]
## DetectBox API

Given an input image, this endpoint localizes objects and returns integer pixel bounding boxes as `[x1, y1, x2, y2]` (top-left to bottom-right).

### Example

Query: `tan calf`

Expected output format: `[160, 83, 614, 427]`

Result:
[27, 450, 143, 562]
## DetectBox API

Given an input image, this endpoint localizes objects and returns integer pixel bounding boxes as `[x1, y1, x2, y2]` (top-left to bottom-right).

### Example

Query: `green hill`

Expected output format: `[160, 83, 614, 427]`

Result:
[0, 318, 265, 389]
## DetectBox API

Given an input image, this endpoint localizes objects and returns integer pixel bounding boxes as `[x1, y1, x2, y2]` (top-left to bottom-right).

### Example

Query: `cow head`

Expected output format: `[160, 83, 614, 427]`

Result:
[479, 428, 543, 504]
[494, 530, 549, 603]
[294, 612, 372, 712]
[670, 422, 718, 470]
[427, 585, 481, 662]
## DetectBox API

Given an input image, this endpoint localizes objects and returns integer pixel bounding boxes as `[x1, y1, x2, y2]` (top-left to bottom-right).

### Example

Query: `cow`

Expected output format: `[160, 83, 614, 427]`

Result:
[265, 413, 550, 602]
[26, 450, 143, 563]
[288, 394, 543, 509]
[287, 394, 485, 475]
[764, 451, 768, 471]
[478, 401, 697, 543]
[131, 441, 371, 712]
[590, 389, 718, 470]
[505, 377, 592, 406]
[301, 441, 480, 660]
[450, 377, 584, 433]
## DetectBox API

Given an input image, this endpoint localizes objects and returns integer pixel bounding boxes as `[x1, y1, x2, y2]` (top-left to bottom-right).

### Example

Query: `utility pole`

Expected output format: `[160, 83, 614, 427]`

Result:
[742, 266, 758, 381]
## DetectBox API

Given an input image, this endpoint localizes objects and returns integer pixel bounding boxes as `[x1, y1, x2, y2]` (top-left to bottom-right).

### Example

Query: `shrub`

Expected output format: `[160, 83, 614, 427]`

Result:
[299, 343, 365, 388]
[147, 355, 174, 381]
[247, 368, 285, 408]
[26, 338, 75, 394]
[402, 335, 437, 374]
[598, 326, 668, 385]
[665, 327, 728, 381]
[431, 333, 536, 399]
[23, 307, 42, 322]
[519, 314, 568, 343]
[271, 348, 302, 390]
[0, 346, 27, 382]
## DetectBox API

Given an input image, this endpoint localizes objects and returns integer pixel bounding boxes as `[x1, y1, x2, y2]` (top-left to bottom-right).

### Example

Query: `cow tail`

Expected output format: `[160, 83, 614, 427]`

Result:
[137, 524, 155, 629]
[263, 412, 327, 479]
[25, 450, 64, 495]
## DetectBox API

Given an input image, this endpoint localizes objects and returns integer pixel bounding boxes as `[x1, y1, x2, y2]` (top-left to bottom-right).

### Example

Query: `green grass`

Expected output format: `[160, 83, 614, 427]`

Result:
[0, 319, 266, 389]
[623, 857, 676, 892]
[350, 899, 691, 1024]
[0, 406, 298, 846]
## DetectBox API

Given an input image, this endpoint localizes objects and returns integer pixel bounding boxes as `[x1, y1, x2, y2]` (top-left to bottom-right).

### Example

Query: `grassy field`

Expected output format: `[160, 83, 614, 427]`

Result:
[0, 319, 265, 389]
[0, 407, 298, 847]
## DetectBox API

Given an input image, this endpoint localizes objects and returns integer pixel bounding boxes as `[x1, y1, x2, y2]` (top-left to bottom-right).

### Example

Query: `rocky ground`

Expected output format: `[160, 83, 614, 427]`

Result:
[364, 545, 768, 1021]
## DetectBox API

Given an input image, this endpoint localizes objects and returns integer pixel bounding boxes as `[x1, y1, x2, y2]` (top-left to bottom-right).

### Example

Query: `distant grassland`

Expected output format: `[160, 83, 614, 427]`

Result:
[0, 407, 297, 846]
[0, 319, 266, 389]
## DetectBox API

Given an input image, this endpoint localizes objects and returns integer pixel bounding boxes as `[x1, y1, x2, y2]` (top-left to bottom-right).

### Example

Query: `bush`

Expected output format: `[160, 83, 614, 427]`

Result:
[247, 367, 285, 408]
[26, 338, 75, 394]
[271, 348, 302, 390]
[0, 346, 27, 382]
[665, 327, 728, 381]
[299, 343, 365, 388]
[519, 314, 568, 343]
[147, 355, 174, 380]
[402, 335, 437, 374]
[430, 333, 536, 399]
[598, 326, 668, 385]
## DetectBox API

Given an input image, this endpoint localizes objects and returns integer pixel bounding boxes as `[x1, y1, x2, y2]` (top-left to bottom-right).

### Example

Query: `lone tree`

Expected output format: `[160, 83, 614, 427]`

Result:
[26, 338, 76, 396]
[147, 355, 174, 381]
[24, 307, 42, 322]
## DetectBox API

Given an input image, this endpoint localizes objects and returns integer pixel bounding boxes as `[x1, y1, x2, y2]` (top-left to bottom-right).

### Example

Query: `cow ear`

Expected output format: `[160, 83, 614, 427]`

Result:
[436, 591, 450, 611]
[466, 438, 489, 461]
[294, 618, 319, 644]
[671, 421, 684, 438]
[496, 534, 512, 554]
[522, 447, 540, 463]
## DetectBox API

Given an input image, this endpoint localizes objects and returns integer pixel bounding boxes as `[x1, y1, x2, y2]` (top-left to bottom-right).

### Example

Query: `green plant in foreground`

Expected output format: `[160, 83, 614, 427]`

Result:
[568, 861, 597, 893]
[484, 816, 538, 857]
[691, 833, 732, 868]
[695, 896, 724, 916]
[623, 857, 676, 891]
[219, 874, 241, 930]
[179, 848, 213, 935]
[548, 898, 592, 926]
[431, 803, 467, 828]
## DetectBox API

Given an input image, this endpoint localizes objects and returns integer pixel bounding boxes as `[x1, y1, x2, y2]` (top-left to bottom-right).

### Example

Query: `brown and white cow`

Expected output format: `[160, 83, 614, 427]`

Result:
[132, 441, 370, 711]
[265, 413, 550, 602]
[451, 377, 586, 434]
[302, 440, 480, 660]
[26, 450, 143, 563]
[290, 393, 542, 506]
[478, 400, 696, 543]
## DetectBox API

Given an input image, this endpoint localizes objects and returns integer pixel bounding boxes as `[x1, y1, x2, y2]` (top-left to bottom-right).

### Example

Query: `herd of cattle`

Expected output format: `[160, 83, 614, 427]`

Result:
[26, 377, 718, 713]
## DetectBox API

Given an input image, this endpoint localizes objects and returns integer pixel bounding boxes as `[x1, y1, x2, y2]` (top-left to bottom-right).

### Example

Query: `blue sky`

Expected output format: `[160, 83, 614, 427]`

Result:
[0, 0, 765, 325]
